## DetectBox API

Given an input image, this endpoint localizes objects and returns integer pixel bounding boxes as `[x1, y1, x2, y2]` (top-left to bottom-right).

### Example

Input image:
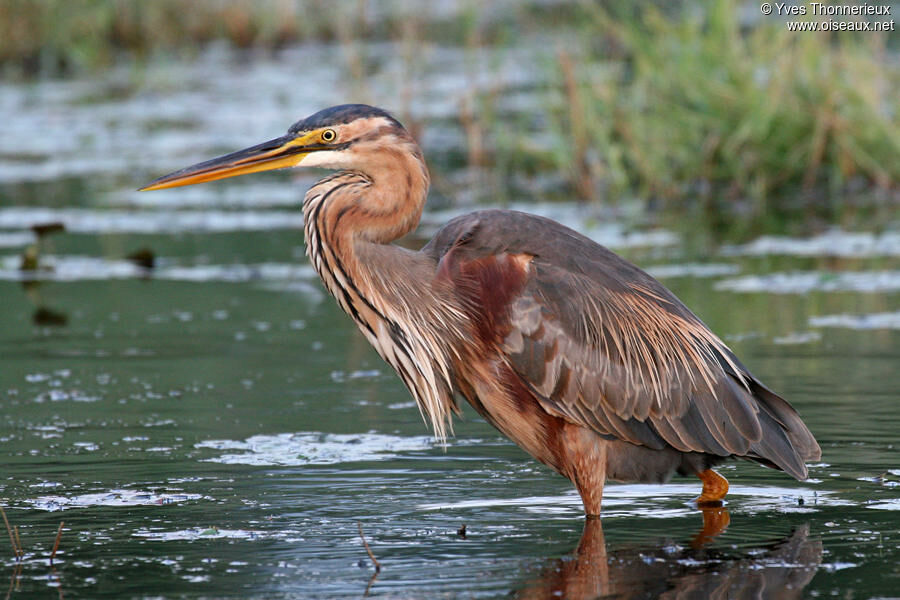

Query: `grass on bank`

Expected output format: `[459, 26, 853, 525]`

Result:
[523, 1, 899, 215]
[1, 0, 897, 219]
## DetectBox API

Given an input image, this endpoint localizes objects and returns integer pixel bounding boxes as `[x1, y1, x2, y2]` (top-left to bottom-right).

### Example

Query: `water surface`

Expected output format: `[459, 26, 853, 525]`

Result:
[0, 44, 898, 599]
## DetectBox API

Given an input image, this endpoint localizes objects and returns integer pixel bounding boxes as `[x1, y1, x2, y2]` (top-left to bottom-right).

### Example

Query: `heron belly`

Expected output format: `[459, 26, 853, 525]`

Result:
[461, 360, 723, 514]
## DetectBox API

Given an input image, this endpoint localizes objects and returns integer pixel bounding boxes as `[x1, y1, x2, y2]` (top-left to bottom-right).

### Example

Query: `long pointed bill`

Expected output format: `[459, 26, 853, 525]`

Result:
[139, 133, 313, 191]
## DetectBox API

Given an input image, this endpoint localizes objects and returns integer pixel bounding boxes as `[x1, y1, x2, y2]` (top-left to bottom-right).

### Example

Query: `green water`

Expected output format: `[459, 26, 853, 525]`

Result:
[1, 217, 898, 599]
[1, 46, 899, 599]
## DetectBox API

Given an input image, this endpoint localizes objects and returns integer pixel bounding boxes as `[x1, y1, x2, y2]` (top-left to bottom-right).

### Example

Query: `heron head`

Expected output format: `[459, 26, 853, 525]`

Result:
[139, 104, 415, 191]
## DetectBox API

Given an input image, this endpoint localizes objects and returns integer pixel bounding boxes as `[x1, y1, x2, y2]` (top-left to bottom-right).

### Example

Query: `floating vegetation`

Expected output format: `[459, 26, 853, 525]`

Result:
[125, 247, 156, 270]
[29, 222, 65, 238]
[31, 306, 68, 327]
[18, 245, 39, 271]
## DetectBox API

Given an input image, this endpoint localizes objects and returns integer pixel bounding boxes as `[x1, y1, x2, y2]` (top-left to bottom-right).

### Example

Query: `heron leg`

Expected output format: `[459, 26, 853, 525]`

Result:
[695, 469, 729, 506]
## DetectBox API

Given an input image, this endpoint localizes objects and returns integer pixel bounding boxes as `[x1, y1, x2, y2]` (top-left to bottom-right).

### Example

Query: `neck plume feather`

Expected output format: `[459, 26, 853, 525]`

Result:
[301, 141, 459, 441]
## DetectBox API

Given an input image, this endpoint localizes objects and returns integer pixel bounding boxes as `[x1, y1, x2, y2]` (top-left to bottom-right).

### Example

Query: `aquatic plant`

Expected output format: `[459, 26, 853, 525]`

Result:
[535, 1, 899, 211]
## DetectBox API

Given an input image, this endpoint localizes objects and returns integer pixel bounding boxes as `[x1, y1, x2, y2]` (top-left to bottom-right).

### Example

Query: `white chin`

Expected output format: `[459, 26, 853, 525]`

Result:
[297, 151, 353, 170]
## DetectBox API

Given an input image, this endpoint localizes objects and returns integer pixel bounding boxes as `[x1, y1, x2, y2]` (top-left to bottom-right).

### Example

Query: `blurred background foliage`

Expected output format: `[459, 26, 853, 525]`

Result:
[1, 0, 897, 225]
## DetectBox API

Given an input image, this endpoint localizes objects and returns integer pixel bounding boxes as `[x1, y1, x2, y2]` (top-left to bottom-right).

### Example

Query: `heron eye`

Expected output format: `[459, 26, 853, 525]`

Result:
[321, 129, 336, 142]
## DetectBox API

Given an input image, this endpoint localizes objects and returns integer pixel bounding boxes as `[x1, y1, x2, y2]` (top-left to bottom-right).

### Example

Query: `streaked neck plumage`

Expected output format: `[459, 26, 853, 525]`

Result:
[301, 139, 461, 439]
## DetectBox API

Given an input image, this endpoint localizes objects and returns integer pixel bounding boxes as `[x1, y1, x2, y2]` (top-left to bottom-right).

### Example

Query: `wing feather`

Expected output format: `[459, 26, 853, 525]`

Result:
[425, 209, 821, 479]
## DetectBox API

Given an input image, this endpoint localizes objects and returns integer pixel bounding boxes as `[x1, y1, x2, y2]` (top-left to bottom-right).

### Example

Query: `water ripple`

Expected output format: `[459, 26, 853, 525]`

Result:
[715, 271, 900, 294]
[809, 311, 900, 330]
[0, 207, 304, 233]
[723, 230, 900, 258]
[419, 484, 843, 517]
[195, 432, 434, 466]
[645, 263, 740, 279]
[0, 254, 316, 283]
[25, 489, 205, 512]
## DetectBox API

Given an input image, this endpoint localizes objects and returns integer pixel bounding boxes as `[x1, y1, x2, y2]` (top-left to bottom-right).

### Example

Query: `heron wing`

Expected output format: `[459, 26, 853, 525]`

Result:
[426, 210, 820, 479]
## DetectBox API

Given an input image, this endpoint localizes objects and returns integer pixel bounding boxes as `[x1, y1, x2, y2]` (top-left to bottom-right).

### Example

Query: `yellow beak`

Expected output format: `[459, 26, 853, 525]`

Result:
[139, 133, 317, 191]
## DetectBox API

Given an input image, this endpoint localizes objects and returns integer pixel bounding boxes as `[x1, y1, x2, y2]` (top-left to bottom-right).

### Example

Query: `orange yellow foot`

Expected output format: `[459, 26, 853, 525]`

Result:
[695, 469, 729, 506]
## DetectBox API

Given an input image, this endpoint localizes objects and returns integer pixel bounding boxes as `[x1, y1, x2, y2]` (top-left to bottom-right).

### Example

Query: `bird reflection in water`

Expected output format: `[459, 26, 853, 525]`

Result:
[513, 509, 822, 600]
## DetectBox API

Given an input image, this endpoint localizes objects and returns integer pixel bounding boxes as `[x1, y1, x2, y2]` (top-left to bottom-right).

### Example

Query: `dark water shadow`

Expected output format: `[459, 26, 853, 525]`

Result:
[512, 509, 822, 599]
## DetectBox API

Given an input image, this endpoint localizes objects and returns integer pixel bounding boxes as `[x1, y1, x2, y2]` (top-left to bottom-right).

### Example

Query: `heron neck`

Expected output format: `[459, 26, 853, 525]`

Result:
[355, 147, 429, 244]
[301, 154, 459, 440]
[302, 149, 431, 311]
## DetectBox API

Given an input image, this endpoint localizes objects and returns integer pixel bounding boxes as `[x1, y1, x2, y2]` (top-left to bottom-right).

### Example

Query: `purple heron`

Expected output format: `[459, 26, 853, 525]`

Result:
[141, 104, 820, 516]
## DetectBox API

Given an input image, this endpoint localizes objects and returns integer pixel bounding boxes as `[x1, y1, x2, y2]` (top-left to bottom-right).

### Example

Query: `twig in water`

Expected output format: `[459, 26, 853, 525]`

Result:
[0, 508, 19, 561]
[5, 561, 23, 600]
[357, 522, 381, 572]
[50, 522, 64, 565]
[357, 522, 381, 598]
[12, 528, 22, 561]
